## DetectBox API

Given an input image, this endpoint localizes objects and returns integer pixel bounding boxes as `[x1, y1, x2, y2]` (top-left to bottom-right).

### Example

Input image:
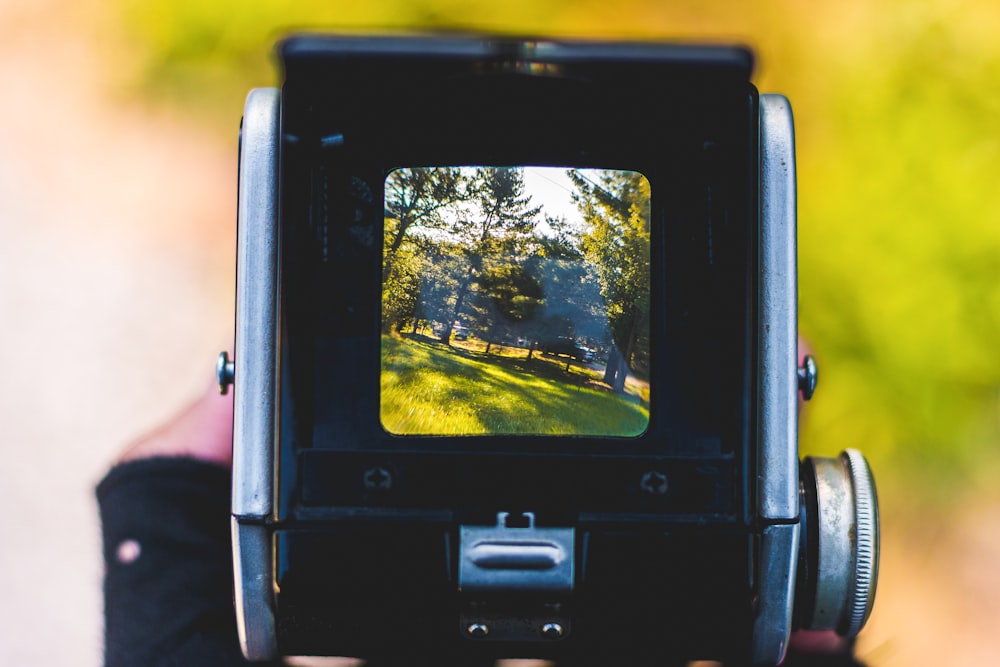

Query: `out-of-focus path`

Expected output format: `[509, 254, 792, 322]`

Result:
[856, 491, 1000, 665]
[0, 4, 237, 665]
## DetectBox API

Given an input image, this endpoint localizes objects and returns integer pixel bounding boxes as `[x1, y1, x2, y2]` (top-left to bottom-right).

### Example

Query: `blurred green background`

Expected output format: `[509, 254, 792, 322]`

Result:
[110, 0, 1000, 509]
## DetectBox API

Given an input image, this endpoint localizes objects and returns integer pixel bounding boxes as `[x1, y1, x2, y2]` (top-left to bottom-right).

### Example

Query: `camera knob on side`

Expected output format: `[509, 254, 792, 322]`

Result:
[217, 351, 235, 395]
[796, 449, 879, 637]
[798, 354, 818, 401]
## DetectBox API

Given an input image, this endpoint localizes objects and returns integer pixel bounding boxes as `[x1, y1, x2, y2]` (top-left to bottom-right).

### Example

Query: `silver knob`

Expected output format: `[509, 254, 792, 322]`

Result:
[216, 351, 235, 395]
[798, 449, 879, 637]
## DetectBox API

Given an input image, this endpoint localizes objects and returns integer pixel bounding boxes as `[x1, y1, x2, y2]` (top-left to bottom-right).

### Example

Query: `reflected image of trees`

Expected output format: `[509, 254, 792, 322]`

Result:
[570, 170, 651, 391]
[382, 166, 650, 393]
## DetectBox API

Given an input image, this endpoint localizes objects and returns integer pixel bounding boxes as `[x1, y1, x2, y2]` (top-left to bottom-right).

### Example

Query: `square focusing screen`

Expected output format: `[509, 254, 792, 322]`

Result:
[381, 167, 650, 437]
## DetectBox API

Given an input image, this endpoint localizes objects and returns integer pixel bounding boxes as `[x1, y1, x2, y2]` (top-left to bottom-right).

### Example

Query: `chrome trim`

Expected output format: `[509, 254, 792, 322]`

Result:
[232, 519, 278, 660]
[752, 94, 800, 664]
[751, 524, 799, 666]
[232, 87, 280, 519]
[758, 93, 799, 521]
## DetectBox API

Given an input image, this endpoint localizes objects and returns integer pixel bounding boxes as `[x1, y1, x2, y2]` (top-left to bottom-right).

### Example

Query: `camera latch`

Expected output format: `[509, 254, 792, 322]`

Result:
[459, 512, 575, 593]
[458, 512, 575, 643]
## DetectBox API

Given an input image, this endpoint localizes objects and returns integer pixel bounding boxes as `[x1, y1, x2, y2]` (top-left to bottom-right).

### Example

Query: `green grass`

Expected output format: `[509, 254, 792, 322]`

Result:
[381, 334, 649, 436]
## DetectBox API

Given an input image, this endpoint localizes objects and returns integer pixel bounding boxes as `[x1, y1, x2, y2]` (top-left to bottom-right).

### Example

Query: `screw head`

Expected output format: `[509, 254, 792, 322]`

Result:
[541, 622, 564, 639]
[798, 354, 818, 400]
[466, 623, 489, 639]
[639, 470, 669, 496]
[216, 351, 235, 395]
[363, 466, 393, 491]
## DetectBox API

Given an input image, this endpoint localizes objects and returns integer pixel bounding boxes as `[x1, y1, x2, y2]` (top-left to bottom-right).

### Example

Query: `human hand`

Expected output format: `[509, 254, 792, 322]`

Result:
[788, 629, 854, 657]
[117, 383, 234, 466]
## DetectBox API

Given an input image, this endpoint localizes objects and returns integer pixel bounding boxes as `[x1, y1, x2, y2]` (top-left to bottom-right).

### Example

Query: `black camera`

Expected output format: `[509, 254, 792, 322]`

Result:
[219, 35, 879, 665]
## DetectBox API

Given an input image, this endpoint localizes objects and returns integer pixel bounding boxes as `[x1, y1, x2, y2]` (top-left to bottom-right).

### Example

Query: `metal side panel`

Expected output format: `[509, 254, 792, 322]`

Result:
[751, 524, 799, 665]
[233, 87, 280, 520]
[752, 94, 800, 665]
[757, 93, 799, 522]
[232, 519, 278, 660]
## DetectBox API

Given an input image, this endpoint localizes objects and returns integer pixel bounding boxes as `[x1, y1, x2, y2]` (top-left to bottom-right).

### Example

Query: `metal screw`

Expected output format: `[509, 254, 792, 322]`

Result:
[640, 470, 669, 496]
[216, 351, 235, 395]
[363, 466, 393, 490]
[541, 623, 564, 639]
[798, 354, 819, 401]
[466, 623, 489, 638]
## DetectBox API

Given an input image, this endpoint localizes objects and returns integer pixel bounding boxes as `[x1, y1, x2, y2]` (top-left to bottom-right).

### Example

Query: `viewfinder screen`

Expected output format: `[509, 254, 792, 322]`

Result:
[381, 167, 650, 437]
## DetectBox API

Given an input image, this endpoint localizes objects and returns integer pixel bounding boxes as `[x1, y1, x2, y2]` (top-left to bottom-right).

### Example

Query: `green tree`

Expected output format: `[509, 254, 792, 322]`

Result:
[474, 263, 545, 352]
[384, 167, 466, 259]
[381, 240, 422, 332]
[569, 169, 651, 391]
[382, 168, 469, 333]
[440, 167, 542, 343]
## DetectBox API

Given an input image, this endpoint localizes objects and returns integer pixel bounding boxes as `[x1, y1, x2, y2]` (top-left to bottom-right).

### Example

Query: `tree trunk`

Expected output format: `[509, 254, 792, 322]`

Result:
[603, 343, 628, 393]
[442, 265, 476, 344]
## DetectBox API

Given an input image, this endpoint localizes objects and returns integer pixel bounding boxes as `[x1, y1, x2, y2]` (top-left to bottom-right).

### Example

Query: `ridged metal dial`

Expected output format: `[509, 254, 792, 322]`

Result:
[799, 449, 880, 637]
[841, 448, 879, 637]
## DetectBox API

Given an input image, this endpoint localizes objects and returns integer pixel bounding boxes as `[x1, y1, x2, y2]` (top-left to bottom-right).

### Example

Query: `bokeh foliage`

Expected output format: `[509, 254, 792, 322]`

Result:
[111, 0, 1000, 503]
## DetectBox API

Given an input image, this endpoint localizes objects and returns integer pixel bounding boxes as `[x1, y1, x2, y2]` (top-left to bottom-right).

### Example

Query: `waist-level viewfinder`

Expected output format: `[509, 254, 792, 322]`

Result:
[381, 165, 651, 438]
[221, 34, 879, 665]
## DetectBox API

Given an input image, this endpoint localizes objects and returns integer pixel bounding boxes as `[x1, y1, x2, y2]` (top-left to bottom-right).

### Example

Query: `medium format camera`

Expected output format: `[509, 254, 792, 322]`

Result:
[219, 35, 880, 665]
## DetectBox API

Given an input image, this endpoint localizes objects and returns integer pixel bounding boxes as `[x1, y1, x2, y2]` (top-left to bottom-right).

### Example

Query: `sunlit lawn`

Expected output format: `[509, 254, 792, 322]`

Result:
[381, 334, 649, 436]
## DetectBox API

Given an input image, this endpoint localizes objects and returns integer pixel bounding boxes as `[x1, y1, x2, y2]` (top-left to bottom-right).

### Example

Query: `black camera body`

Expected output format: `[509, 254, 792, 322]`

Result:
[222, 35, 879, 665]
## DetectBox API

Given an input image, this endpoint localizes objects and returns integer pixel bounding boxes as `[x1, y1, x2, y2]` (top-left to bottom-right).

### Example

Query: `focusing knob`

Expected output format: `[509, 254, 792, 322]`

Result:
[797, 449, 879, 637]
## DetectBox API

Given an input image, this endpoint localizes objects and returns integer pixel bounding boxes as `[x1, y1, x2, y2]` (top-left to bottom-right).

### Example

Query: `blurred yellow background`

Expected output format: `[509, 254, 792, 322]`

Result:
[2, 0, 999, 664]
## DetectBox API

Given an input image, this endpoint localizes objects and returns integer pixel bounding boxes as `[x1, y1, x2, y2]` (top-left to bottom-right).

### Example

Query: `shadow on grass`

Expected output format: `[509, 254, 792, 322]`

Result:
[401, 331, 626, 398]
[382, 333, 649, 435]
